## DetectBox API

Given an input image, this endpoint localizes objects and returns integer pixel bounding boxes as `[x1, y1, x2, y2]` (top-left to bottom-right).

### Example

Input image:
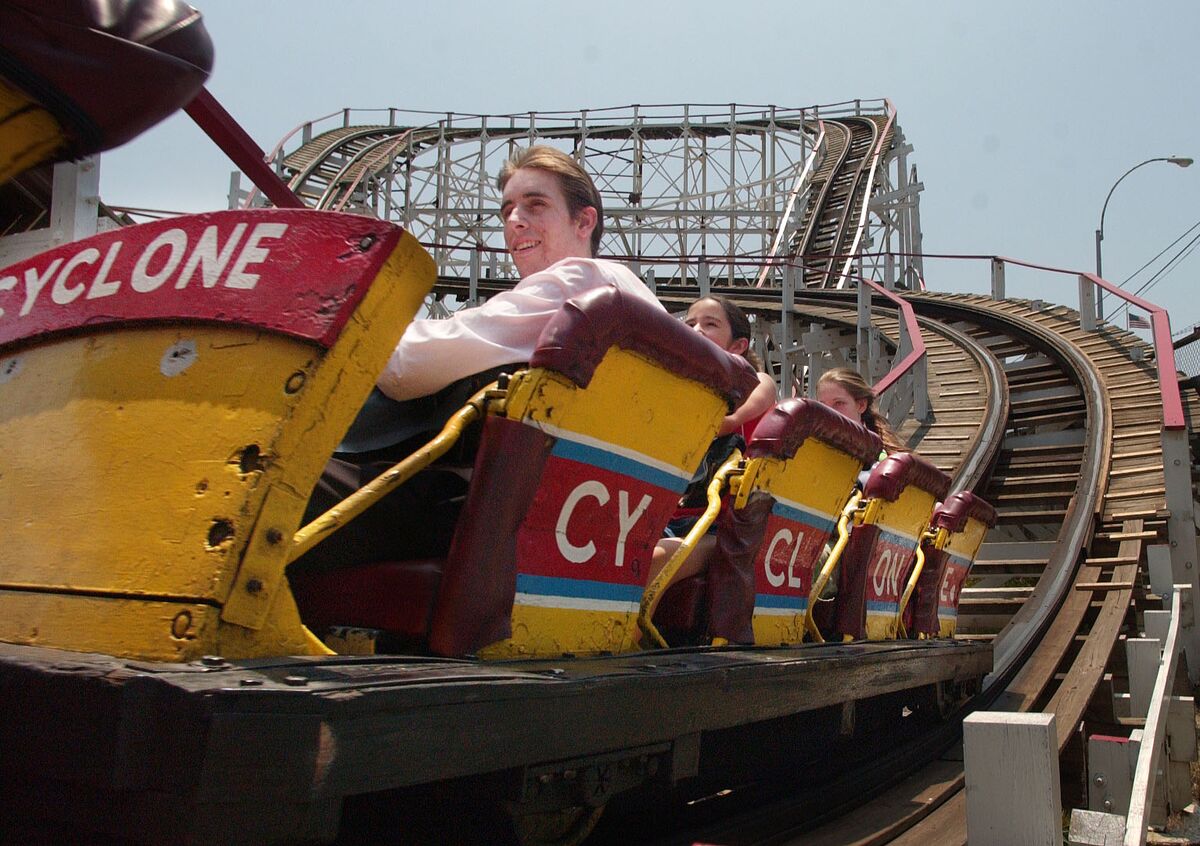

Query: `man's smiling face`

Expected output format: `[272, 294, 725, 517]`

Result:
[500, 166, 596, 278]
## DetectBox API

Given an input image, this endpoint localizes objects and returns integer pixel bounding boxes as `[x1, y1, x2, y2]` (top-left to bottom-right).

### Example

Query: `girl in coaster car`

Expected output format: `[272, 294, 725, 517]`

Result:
[645, 295, 777, 587]
[815, 367, 905, 480]
[810, 367, 909, 608]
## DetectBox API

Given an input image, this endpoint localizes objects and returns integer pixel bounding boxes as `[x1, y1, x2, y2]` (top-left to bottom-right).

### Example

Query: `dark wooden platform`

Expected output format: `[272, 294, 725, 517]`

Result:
[0, 638, 991, 844]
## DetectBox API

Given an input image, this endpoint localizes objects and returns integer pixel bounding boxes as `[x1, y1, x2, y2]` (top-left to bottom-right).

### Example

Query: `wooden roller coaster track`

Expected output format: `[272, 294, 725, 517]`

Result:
[580, 287, 1193, 846]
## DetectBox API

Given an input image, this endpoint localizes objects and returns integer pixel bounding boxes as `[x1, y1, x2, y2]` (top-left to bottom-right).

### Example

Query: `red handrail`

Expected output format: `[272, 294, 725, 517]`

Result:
[861, 278, 924, 396]
[993, 256, 1183, 430]
[183, 88, 305, 210]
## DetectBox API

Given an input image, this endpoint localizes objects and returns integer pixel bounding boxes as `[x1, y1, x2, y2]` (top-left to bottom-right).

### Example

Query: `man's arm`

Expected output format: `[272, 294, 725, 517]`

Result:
[377, 258, 619, 401]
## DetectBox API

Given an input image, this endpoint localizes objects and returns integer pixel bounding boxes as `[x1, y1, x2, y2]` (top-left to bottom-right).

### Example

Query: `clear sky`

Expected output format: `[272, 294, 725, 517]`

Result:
[100, 0, 1200, 331]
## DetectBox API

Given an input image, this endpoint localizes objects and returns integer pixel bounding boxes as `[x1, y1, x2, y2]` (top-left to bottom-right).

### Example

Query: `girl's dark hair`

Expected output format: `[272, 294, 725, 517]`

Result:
[698, 295, 763, 371]
[817, 367, 905, 453]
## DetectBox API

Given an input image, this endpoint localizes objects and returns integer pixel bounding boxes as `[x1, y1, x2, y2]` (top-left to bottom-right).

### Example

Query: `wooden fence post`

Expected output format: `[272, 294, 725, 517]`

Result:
[964, 711, 1062, 845]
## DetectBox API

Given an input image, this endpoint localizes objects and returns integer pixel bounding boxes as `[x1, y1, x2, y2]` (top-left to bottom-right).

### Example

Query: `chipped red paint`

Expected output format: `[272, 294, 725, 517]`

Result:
[937, 554, 972, 622]
[0, 209, 403, 349]
[516, 455, 678, 587]
[865, 533, 918, 612]
[755, 512, 828, 599]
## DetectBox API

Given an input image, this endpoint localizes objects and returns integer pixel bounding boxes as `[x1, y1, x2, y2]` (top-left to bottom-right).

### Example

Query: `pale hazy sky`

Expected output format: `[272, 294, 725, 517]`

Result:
[100, 0, 1200, 329]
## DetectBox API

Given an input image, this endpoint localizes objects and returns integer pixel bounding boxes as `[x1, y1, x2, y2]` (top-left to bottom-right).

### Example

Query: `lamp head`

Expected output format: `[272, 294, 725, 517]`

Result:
[1168, 157, 1193, 167]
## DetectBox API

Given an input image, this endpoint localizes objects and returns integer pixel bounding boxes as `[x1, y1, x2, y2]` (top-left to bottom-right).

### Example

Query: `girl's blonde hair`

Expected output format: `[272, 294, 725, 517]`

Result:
[817, 367, 904, 453]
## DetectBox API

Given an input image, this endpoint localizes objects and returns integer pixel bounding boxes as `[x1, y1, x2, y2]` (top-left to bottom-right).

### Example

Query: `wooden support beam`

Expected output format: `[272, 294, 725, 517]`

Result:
[1075, 581, 1137, 592]
[964, 712, 1061, 845]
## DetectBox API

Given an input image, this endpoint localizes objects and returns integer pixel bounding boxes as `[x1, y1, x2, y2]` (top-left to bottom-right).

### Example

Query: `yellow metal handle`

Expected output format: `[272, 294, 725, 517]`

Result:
[805, 492, 865, 644]
[637, 450, 743, 649]
[894, 541, 926, 639]
[895, 526, 947, 639]
[287, 383, 501, 564]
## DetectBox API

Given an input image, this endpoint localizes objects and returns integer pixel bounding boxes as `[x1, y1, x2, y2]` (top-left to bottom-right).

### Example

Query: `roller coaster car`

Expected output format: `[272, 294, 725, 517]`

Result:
[289, 283, 762, 658]
[0, 0, 214, 184]
[910, 491, 998, 638]
[0, 212, 993, 845]
[0, 208, 434, 660]
[651, 398, 884, 646]
[827, 452, 953, 641]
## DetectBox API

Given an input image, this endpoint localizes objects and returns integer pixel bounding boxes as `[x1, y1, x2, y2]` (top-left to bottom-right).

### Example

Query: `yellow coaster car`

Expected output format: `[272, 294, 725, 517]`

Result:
[0, 211, 992, 845]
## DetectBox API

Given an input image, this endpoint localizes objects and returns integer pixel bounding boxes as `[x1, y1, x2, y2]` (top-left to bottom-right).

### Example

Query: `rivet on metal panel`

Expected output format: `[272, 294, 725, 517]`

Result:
[0, 357, 21, 383]
[239, 678, 263, 687]
[358, 234, 376, 251]
[283, 675, 308, 686]
[170, 611, 193, 639]
[245, 578, 264, 594]
[200, 655, 225, 667]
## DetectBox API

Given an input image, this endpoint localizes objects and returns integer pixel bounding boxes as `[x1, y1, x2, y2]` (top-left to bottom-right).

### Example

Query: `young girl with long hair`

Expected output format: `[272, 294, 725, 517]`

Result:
[814, 367, 904, 455]
[646, 295, 777, 586]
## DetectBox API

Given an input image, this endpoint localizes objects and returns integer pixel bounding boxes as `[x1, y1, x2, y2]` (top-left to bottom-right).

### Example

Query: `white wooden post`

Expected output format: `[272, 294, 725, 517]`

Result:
[991, 258, 1006, 300]
[1143, 610, 1171, 647]
[468, 245, 480, 305]
[50, 157, 100, 243]
[963, 712, 1062, 845]
[1088, 733, 1135, 815]
[1161, 430, 1200, 681]
[1069, 808, 1126, 845]
[1165, 696, 1197, 813]
[1126, 638, 1160, 718]
[1146, 545, 1173, 598]
[856, 280, 871, 379]
[1079, 274, 1097, 331]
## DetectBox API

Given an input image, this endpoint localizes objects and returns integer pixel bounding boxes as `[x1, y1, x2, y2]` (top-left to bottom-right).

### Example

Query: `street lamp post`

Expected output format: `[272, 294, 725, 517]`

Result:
[1095, 156, 1193, 320]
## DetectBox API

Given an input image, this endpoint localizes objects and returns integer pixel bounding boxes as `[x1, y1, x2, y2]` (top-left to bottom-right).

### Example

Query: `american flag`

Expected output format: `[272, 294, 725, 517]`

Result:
[1128, 312, 1151, 330]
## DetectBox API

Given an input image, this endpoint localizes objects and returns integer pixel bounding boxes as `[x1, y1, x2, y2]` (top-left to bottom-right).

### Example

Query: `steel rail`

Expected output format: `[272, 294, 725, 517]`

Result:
[284, 124, 414, 196]
[320, 130, 414, 211]
[788, 121, 851, 277]
[913, 294, 1109, 687]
